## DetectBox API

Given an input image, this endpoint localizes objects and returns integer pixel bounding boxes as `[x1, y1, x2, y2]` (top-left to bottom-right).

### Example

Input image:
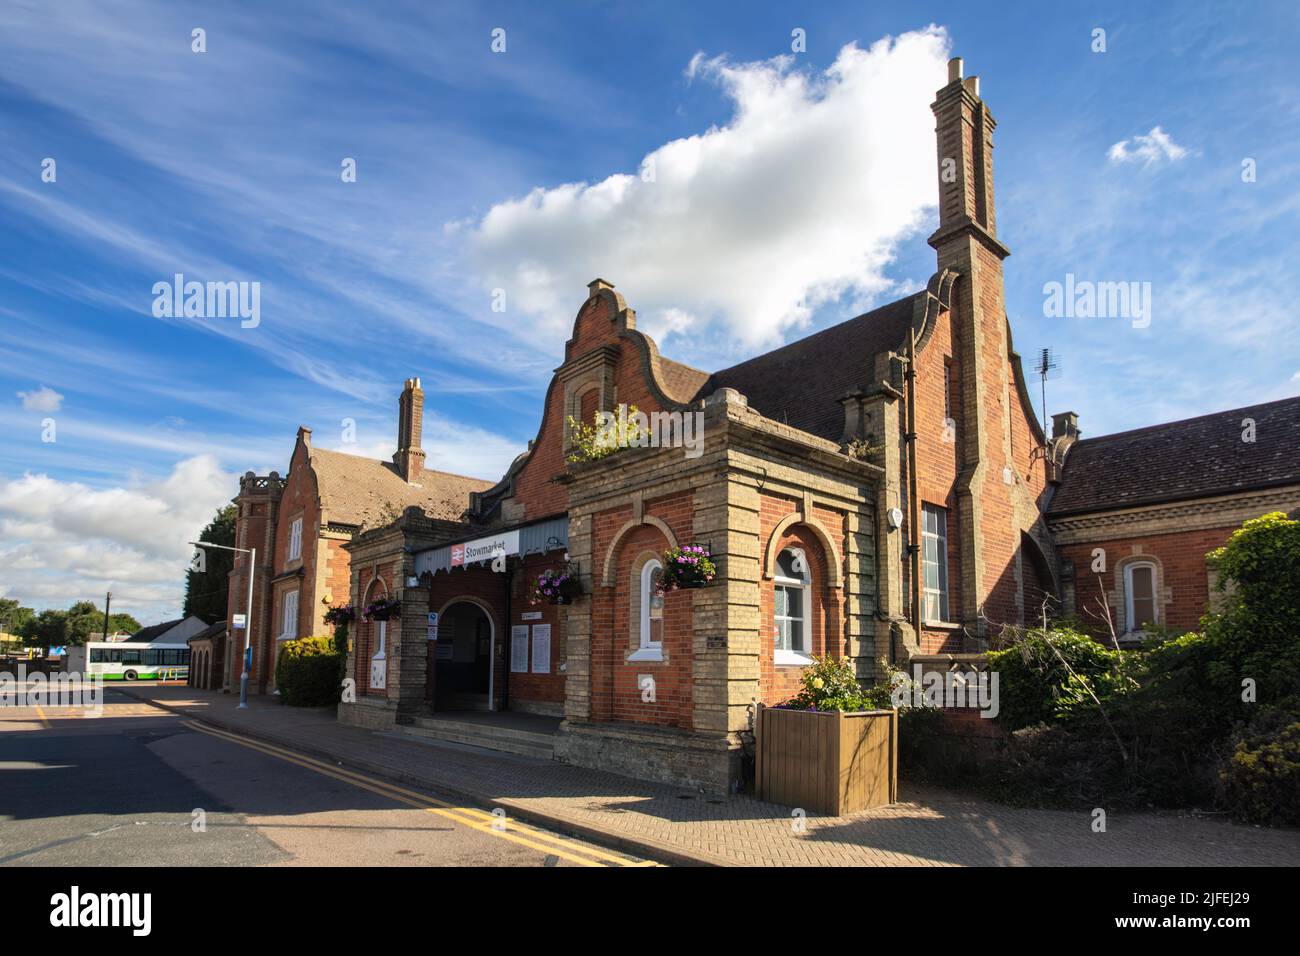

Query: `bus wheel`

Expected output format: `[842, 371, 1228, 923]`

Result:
[124, 670, 138, 681]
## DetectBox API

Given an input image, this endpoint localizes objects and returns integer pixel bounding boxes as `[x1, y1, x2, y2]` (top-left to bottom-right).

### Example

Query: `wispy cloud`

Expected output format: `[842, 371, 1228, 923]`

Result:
[1107, 126, 1189, 166]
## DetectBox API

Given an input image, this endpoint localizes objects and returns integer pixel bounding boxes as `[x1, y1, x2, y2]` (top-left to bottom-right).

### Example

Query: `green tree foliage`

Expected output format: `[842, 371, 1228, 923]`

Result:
[184, 504, 237, 624]
[0, 598, 35, 636]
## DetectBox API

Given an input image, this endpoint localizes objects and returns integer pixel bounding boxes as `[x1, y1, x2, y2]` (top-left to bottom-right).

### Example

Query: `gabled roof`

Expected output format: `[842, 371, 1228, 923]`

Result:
[698, 293, 918, 441]
[127, 619, 184, 643]
[188, 620, 227, 643]
[307, 446, 494, 528]
[1048, 395, 1300, 517]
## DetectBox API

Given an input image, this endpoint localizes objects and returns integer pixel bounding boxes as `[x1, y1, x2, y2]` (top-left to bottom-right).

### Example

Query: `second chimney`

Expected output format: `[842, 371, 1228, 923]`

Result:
[394, 377, 425, 483]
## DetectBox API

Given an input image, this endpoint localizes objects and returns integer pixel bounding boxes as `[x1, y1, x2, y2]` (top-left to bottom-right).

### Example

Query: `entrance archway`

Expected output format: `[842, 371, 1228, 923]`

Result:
[432, 600, 495, 711]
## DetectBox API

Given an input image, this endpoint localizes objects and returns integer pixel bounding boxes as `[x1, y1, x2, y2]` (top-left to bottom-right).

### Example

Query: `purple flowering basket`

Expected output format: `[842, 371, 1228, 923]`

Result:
[658, 544, 717, 592]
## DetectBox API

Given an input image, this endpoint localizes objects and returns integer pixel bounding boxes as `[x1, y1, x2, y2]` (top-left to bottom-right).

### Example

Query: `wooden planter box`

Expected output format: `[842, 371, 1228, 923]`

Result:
[755, 705, 898, 815]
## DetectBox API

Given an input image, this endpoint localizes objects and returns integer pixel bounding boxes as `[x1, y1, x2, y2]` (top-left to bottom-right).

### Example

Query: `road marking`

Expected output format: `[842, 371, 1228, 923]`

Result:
[182, 719, 654, 867]
[33, 704, 50, 729]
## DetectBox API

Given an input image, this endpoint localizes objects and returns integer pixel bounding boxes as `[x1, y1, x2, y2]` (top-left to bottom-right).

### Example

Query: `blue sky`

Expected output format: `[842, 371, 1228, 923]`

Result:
[2, 0, 1298, 621]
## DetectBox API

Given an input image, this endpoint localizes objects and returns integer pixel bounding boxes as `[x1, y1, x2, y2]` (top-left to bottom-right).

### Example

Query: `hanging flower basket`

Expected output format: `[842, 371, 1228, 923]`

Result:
[531, 567, 582, 606]
[363, 598, 401, 621]
[658, 544, 717, 592]
[323, 604, 356, 627]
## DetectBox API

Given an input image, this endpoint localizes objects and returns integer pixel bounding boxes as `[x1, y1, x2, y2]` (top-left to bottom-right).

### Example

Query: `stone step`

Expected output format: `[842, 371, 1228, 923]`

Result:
[401, 719, 556, 759]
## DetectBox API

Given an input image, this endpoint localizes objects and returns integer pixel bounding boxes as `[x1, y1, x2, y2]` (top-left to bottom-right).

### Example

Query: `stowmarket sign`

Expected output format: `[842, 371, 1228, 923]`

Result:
[450, 529, 520, 568]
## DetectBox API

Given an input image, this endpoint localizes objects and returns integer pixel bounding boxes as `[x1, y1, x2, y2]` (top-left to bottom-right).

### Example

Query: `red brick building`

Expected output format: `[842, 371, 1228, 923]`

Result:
[321, 57, 1298, 791]
[222, 379, 491, 695]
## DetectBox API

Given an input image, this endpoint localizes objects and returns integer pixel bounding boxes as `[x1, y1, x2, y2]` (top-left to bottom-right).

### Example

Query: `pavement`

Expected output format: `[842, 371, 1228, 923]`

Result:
[110, 683, 1300, 867]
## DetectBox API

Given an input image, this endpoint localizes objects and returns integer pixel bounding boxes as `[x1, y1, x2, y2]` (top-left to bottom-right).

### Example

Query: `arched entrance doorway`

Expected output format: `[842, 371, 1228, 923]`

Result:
[432, 600, 494, 711]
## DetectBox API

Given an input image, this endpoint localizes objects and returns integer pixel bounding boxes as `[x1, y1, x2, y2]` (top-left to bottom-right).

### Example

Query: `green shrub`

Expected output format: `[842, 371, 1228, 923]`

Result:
[276, 635, 344, 707]
[779, 654, 867, 711]
[1219, 717, 1300, 826]
[985, 627, 1123, 730]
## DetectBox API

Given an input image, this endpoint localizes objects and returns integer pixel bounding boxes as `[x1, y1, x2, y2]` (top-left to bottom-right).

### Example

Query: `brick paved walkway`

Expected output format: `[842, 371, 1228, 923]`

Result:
[120, 685, 1300, 867]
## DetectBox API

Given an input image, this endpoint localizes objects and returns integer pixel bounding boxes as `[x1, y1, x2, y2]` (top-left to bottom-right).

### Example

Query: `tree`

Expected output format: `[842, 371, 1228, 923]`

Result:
[19, 609, 68, 646]
[184, 504, 237, 624]
[0, 598, 35, 636]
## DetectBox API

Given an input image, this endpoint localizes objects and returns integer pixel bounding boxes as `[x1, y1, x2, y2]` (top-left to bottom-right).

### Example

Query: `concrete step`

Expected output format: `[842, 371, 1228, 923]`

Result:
[401, 718, 556, 759]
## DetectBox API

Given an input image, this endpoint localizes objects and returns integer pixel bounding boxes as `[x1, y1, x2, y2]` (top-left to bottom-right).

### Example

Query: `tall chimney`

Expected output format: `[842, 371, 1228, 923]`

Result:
[394, 377, 425, 483]
[930, 56, 1001, 250]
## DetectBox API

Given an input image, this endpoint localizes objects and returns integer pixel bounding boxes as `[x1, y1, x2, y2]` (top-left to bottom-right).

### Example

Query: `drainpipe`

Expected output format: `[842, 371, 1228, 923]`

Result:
[501, 563, 513, 712]
[904, 326, 923, 638]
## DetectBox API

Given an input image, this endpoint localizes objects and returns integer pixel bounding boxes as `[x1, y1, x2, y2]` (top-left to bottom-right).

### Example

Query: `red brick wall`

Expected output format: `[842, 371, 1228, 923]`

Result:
[355, 564, 398, 697]
[757, 494, 846, 703]
[1058, 525, 1238, 634]
[589, 492, 695, 728]
[510, 293, 673, 521]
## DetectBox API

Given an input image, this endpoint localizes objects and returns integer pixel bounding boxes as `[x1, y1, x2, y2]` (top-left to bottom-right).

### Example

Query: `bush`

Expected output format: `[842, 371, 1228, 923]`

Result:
[1219, 718, 1300, 826]
[985, 627, 1124, 731]
[778, 655, 867, 711]
[276, 635, 344, 707]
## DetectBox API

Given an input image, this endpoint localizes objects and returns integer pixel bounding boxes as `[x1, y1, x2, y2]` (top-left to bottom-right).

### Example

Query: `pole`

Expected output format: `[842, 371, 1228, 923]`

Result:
[190, 539, 256, 710]
[103, 591, 111, 642]
[240, 547, 255, 709]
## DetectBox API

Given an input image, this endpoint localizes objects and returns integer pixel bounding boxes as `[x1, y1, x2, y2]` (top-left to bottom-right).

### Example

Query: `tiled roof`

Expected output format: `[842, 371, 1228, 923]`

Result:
[307, 447, 494, 528]
[656, 355, 711, 405]
[697, 294, 917, 441]
[1048, 396, 1300, 516]
[188, 620, 227, 643]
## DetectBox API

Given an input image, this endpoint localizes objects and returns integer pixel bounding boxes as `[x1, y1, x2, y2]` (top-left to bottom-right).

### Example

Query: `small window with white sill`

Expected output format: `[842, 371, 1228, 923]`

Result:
[629, 558, 664, 662]
[921, 505, 950, 623]
[279, 589, 299, 642]
[1124, 561, 1158, 632]
[287, 516, 303, 563]
[774, 547, 812, 666]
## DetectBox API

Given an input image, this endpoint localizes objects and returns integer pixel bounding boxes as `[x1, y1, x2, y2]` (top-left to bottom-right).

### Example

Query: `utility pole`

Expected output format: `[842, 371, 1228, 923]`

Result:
[189, 540, 257, 709]
[103, 591, 111, 642]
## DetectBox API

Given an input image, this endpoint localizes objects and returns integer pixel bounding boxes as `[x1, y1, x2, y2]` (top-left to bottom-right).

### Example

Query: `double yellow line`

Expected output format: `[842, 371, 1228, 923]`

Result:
[182, 719, 657, 868]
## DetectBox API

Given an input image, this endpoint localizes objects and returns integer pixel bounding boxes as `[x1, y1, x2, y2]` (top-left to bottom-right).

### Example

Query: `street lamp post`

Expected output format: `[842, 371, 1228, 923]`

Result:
[189, 540, 257, 709]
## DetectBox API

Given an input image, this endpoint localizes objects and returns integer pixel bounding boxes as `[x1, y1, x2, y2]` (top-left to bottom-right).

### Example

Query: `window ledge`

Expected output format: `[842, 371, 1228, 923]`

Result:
[628, 646, 664, 663]
[922, 620, 963, 631]
[774, 650, 813, 667]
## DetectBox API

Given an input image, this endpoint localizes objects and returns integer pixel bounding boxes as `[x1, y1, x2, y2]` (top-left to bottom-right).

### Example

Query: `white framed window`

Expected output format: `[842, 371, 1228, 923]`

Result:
[629, 559, 664, 662]
[774, 547, 812, 666]
[279, 589, 299, 641]
[1124, 561, 1158, 632]
[921, 505, 951, 623]
[287, 517, 303, 562]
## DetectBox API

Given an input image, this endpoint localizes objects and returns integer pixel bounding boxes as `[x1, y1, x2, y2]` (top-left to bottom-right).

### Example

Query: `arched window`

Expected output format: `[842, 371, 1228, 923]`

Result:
[774, 547, 812, 666]
[1124, 561, 1158, 632]
[630, 558, 664, 662]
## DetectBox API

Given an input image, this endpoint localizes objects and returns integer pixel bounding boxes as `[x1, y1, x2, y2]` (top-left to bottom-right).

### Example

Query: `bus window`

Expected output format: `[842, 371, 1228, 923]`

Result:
[90, 648, 104, 663]
[122, 650, 141, 665]
[144, 649, 160, 666]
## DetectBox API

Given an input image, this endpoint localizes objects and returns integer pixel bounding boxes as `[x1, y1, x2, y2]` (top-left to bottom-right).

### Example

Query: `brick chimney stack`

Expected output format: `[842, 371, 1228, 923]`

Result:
[929, 56, 1004, 254]
[394, 377, 425, 483]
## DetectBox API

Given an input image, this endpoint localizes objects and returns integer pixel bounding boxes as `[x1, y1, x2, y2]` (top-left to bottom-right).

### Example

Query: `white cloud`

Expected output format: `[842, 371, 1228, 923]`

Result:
[1108, 126, 1189, 167]
[16, 385, 63, 413]
[462, 28, 949, 351]
[0, 455, 237, 622]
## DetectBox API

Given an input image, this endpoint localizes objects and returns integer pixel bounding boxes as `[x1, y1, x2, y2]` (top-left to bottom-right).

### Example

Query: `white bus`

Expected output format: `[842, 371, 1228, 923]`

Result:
[84, 641, 191, 681]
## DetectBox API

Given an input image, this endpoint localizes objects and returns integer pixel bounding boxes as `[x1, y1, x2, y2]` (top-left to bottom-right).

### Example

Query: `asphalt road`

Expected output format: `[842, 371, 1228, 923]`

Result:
[0, 683, 651, 867]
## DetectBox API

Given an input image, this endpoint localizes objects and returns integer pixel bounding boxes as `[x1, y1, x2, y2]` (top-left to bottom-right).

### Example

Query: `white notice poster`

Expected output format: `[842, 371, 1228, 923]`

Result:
[531, 624, 551, 673]
[510, 625, 529, 673]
